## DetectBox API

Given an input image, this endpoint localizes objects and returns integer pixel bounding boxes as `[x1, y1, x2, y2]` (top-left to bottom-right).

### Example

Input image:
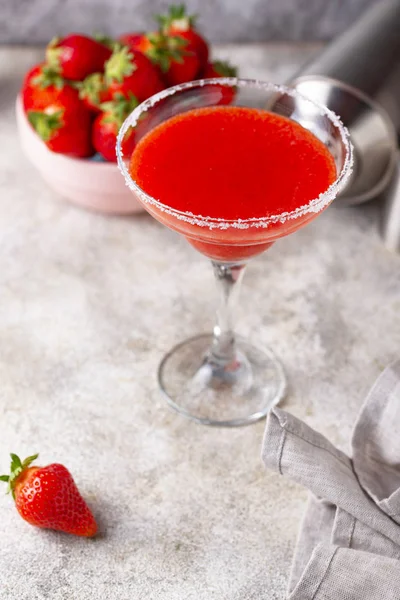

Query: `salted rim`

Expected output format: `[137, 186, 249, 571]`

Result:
[116, 78, 354, 230]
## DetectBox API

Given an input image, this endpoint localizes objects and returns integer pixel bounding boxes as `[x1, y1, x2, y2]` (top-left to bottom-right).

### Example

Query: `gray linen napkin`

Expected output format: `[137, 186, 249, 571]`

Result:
[262, 360, 400, 599]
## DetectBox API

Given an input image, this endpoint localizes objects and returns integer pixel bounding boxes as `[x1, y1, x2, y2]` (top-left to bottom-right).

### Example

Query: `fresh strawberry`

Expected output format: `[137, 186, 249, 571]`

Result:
[104, 46, 164, 103]
[46, 34, 112, 81]
[203, 60, 238, 105]
[131, 32, 200, 86]
[164, 45, 200, 86]
[0, 453, 97, 537]
[92, 93, 138, 162]
[125, 34, 152, 56]
[28, 99, 93, 158]
[21, 63, 80, 112]
[118, 32, 147, 53]
[78, 72, 111, 113]
[156, 4, 209, 68]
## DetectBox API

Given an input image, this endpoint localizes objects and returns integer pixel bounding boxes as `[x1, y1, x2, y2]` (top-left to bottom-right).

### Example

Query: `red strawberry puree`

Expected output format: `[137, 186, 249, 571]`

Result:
[129, 106, 336, 261]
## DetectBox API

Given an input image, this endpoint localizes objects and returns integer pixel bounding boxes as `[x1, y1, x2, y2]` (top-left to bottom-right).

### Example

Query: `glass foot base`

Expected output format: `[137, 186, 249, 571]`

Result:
[158, 334, 286, 427]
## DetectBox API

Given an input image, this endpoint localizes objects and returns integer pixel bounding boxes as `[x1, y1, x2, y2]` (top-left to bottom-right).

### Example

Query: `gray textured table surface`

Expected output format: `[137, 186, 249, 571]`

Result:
[1, 44, 399, 600]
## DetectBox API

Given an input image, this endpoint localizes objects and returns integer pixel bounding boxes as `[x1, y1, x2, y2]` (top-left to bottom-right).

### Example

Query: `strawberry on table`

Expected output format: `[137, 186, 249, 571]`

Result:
[104, 46, 165, 103]
[131, 31, 200, 86]
[203, 60, 238, 104]
[157, 4, 209, 69]
[0, 453, 97, 537]
[28, 97, 93, 158]
[21, 63, 79, 112]
[46, 33, 112, 81]
[92, 93, 138, 162]
[79, 72, 111, 113]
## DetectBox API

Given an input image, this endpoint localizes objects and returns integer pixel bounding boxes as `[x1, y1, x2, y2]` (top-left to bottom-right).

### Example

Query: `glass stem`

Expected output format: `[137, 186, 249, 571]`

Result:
[210, 261, 247, 366]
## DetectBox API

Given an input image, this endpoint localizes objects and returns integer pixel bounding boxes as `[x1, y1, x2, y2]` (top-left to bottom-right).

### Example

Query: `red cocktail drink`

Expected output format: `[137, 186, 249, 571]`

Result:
[117, 79, 353, 426]
[130, 106, 336, 261]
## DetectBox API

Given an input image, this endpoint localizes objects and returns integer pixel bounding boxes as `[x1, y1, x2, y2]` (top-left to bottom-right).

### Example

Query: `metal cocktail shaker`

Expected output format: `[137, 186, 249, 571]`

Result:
[288, 0, 400, 206]
[381, 154, 400, 251]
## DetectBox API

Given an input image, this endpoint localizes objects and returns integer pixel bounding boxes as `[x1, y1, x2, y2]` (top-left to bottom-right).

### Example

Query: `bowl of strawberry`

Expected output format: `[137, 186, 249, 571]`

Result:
[16, 4, 238, 215]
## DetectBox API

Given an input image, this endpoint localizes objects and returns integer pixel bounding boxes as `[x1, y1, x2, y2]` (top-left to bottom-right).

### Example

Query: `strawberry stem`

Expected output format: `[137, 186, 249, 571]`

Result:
[1, 453, 39, 498]
[47, 35, 61, 49]
[155, 4, 197, 32]
[32, 65, 65, 90]
[105, 46, 137, 84]
[79, 72, 105, 105]
[28, 110, 64, 142]
[46, 46, 63, 73]
[144, 33, 188, 72]
[100, 92, 139, 126]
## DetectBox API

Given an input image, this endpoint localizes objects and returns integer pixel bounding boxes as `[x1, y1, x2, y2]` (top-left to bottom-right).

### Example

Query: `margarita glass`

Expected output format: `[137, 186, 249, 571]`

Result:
[117, 79, 353, 426]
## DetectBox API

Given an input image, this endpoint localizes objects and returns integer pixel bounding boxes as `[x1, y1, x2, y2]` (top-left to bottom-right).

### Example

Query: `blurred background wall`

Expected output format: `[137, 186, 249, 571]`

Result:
[1, 0, 376, 44]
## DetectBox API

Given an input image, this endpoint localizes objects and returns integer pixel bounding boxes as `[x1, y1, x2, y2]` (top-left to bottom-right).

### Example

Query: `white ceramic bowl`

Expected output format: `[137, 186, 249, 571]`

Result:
[16, 95, 143, 215]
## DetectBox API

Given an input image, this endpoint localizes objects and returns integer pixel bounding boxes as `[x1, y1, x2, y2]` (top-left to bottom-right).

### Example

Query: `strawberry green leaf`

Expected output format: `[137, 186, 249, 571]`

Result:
[22, 454, 39, 469]
[212, 60, 237, 77]
[105, 46, 137, 84]
[144, 33, 188, 72]
[28, 110, 64, 142]
[93, 32, 123, 51]
[100, 92, 139, 126]
[47, 35, 61, 49]
[99, 101, 115, 113]
[155, 4, 197, 32]
[79, 73, 104, 104]
[10, 454, 22, 470]
[3, 453, 39, 498]
[46, 47, 63, 73]
[8, 454, 23, 497]
[32, 66, 64, 90]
